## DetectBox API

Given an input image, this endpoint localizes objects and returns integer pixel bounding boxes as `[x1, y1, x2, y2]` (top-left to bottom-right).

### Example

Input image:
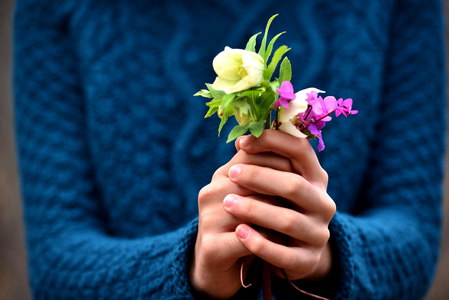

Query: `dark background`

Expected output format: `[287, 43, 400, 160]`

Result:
[0, 0, 448, 299]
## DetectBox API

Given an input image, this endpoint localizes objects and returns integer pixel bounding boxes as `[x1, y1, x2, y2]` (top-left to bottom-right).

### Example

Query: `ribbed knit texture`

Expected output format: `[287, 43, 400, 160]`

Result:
[13, 0, 446, 299]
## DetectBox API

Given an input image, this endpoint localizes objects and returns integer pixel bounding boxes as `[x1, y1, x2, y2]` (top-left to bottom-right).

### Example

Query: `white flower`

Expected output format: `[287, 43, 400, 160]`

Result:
[278, 87, 325, 138]
[211, 47, 264, 94]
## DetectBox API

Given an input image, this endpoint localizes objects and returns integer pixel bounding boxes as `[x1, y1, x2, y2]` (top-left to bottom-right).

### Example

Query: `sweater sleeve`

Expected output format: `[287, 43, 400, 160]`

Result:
[13, 1, 197, 299]
[329, 0, 446, 299]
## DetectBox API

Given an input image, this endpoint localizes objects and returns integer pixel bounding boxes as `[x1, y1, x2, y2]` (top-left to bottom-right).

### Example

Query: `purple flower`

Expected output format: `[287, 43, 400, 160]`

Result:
[336, 98, 358, 117]
[278, 87, 357, 152]
[309, 124, 326, 152]
[296, 93, 339, 152]
[278, 87, 321, 139]
[305, 91, 319, 104]
[308, 117, 327, 152]
[274, 81, 296, 109]
[323, 96, 337, 113]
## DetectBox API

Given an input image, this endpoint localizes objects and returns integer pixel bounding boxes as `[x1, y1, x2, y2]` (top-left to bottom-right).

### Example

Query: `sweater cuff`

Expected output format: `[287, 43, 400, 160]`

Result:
[170, 217, 199, 299]
[329, 211, 356, 299]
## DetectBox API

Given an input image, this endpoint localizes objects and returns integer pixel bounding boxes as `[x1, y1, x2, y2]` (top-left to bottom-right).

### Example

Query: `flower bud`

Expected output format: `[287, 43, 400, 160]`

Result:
[218, 106, 225, 116]
[233, 100, 251, 126]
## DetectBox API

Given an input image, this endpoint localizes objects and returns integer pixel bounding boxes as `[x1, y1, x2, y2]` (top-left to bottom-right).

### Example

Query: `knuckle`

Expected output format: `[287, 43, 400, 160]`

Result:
[324, 229, 331, 244]
[309, 223, 331, 247]
[212, 165, 228, 180]
[199, 210, 215, 228]
[200, 234, 218, 260]
[321, 169, 329, 185]
[198, 185, 215, 205]
[285, 175, 302, 198]
[243, 165, 256, 183]
[242, 199, 255, 218]
[317, 229, 331, 247]
[249, 236, 264, 254]
[307, 253, 321, 273]
[279, 212, 298, 235]
[297, 252, 320, 275]
[322, 198, 337, 220]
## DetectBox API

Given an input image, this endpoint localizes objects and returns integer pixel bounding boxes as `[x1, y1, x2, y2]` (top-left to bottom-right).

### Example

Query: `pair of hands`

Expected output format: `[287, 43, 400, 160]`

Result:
[189, 130, 336, 299]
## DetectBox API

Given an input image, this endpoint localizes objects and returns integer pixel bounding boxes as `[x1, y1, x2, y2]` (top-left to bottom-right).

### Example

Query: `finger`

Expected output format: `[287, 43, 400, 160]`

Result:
[238, 130, 327, 184]
[235, 135, 249, 152]
[199, 176, 253, 206]
[198, 177, 255, 234]
[228, 164, 335, 216]
[228, 151, 294, 173]
[199, 232, 252, 265]
[223, 194, 329, 246]
[214, 150, 294, 180]
[235, 224, 318, 278]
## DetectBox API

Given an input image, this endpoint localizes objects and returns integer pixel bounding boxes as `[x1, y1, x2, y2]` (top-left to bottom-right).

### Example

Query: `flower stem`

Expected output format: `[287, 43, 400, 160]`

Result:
[314, 109, 336, 123]
[299, 106, 312, 131]
[265, 112, 272, 130]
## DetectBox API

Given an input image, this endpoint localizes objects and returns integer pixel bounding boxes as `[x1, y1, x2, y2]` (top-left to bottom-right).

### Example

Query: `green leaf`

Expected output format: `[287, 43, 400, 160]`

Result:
[240, 90, 259, 119]
[226, 124, 250, 143]
[245, 32, 262, 52]
[194, 89, 213, 98]
[204, 106, 219, 118]
[264, 45, 290, 80]
[206, 83, 226, 99]
[205, 98, 222, 107]
[221, 93, 236, 110]
[255, 89, 275, 120]
[249, 120, 265, 138]
[224, 101, 235, 117]
[204, 97, 223, 118]
[258, 14, 278, 61]
[278, 57, 292, 83]
[269, 81, 280, 92]
[265, 31, 285, 65]
[218, 115, 228, 137]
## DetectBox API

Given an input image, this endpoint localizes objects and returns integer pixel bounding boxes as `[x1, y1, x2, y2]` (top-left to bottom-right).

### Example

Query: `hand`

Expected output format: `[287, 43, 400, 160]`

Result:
[190, 143, 295, 299]
[224, 130, 336, 281]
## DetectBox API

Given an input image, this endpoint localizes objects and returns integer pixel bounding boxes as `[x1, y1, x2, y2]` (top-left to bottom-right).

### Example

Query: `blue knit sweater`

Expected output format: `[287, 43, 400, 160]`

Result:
[13, 0, 446, 299]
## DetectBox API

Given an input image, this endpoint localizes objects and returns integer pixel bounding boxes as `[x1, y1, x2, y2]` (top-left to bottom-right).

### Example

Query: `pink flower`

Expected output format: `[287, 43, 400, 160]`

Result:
[335, 98, 358, 117]
[274, 81, 296, 109]
[277, 86, 357, 152]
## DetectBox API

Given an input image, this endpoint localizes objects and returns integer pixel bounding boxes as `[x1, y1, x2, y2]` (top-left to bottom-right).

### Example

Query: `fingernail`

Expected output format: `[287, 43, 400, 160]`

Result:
[229, 165, 241, 179]
[236, 225, 249, 240]
[239, 135, 250, 148]
[223, 194, 237, 208]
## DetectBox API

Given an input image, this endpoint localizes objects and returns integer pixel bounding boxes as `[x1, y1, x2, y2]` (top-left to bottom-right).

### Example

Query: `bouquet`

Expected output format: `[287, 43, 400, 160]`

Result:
[195, 15, 357, 152]
[195, 15, 358, 300]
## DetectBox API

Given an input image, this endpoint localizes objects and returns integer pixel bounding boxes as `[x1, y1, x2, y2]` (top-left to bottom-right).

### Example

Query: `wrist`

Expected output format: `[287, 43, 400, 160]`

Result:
[188, 253, 243, 299]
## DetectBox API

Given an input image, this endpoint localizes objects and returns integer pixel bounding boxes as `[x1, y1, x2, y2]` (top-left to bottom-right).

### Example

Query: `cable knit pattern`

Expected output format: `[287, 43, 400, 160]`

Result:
[13, 0, 445, 299]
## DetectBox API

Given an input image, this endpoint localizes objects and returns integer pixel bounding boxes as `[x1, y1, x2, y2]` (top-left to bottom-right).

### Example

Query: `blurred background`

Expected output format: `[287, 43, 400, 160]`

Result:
[0, 0, 30, 299]
[0, 0, 448, 299]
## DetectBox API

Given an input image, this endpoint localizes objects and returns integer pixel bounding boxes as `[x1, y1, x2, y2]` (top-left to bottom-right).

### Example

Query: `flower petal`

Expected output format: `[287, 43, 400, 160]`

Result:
[212, 47, 264, 93]
[211, 77, 239, 94]
[212, 49, 241, 81]
[278, 98, 308, 123]
[296, 87, 325, 102]
[279, 121, 307, 138]
[323, 96, 337, 112]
